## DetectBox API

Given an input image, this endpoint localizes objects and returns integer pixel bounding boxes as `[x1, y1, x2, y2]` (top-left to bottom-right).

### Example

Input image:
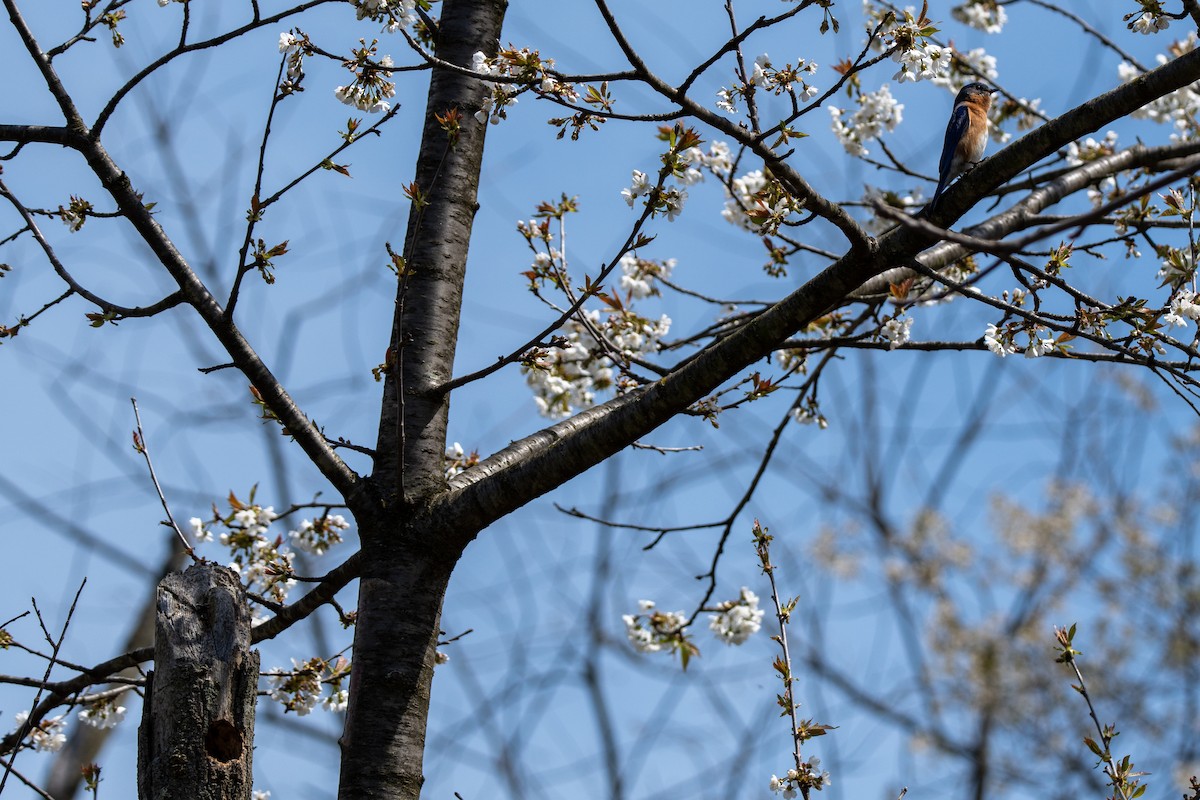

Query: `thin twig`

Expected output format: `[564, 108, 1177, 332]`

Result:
[0, 756, 55, 800]
[0, 581, 86, 794]
[130, 398, 197, 560]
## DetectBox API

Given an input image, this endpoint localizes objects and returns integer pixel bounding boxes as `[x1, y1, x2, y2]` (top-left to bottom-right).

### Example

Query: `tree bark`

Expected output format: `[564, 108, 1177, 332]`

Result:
[338, 1, 508, 798]
[373, 0, 508, 506]
[138, 563, 258, 800]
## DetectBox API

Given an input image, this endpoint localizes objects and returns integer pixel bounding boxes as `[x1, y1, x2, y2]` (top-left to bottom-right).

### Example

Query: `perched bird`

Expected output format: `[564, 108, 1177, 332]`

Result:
[931, 82, 997, 208]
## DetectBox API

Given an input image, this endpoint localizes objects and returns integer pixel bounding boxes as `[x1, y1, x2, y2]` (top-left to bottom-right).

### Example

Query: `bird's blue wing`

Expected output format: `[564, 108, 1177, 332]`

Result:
[933, 104, 970, 205]
[939, 104, 969, 180]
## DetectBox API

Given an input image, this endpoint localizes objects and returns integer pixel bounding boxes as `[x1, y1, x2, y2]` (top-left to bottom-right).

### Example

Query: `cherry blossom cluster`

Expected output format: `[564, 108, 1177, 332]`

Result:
[623, 600, 688, 654]
[770, 757, 831, 798]
[773, 347, 808, 375]
[523, 308, 670, 418]
[517, 197, 678, 417]
[1163, 289, 1200, 328]
[1118, 32, 1200, 140]
[1158, 245, 1195, 288]
[707, 587, 764, 645]
[470, 48, 565, 124]
[484, 45, 581, 104]
[288, 513, 349, 556]
[1127, 1, 1172, 35]
[622, 588, 765, 667]
[11, 711, 66, 752]
[951, 0, 1008, 34]
[879, 315, 913, 349]
[443, 441, 479, 479]
[266, 656, 351, 716]
[220, 506, 297, 610]
[719, 169, 801, 234]
[190, 492, 352, 620]
[335, 39, 396, 113]
[868, 3, 951, 84]
[662, 139, 797, 236]
[77, 695, 127, 730]
[277, 30, 312, 93]
[983, 321, 1059, 359]
[348, 0, 421, 33]
[828, 84, 903, 157]
[715, 54, 819, 115]
[1066, 131, 1119, 166]
[891, 40, 951, 84]
[621, 168, 687, 221]
[619, 253, 675, 300]
[57, 195, 93, 232]
[620, 126, 727, 223]
[791, 395, 829, 429]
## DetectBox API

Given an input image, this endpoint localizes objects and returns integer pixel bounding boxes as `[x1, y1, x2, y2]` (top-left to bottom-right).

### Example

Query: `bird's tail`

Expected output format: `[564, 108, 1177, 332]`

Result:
[930, 176, 950, 209]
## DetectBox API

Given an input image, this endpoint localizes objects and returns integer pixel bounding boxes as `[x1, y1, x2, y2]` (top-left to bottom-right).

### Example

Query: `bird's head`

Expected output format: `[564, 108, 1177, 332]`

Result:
[956, 81, 998, 108]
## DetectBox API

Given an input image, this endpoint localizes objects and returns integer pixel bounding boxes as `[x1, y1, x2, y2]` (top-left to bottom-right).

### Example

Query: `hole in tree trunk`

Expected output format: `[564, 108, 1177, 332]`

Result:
[204, 719, 243, 762]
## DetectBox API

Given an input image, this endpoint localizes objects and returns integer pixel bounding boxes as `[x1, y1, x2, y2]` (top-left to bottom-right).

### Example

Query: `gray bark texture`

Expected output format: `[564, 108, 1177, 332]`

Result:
[137, 563, 259, 800]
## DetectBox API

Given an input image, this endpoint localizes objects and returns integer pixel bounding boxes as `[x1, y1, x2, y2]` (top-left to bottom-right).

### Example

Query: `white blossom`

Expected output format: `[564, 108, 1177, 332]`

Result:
[1024, 334, 1056, 359]
[1118, 37, 1200, 140]
[267, 659, 322, 716]
[13, 711, 67, 752]
[829, 85, 903, 157]
[288, 514, 349, 556]
[881, 316, 913, 349]
[661, 187, 688, 221]
[708, 588, 764, 645]
[619, 253, 675, 299]
[322, 688, 349, 713]
[622, 603, 686, 654]
[525, 309, 670, 418]
[621, 170, 650, 207]
[893, 43, 951, 84]
[983, 323, 1016, 357]
[1166, 289, 1200, 327]
[1066, 131, 1118, 166]
[189, 516, 212, 543]
[78, 700, 126, 730]
[716, 87, 739, 114]
[952, 1, 1008, 34]
[1132, 11, 1170, 34]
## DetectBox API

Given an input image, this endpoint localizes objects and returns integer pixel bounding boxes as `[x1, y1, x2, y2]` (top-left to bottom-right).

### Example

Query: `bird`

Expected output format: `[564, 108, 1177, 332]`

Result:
[931, 81, 997, 208]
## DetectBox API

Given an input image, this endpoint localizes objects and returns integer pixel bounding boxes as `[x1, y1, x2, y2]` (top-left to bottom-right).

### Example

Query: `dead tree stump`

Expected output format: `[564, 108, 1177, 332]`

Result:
[138, 562, 259, 800]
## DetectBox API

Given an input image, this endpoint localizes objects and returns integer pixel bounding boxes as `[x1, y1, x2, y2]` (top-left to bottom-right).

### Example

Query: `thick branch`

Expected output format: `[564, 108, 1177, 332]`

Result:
[430, 38, 1200, 548]
[856, 138, 1200, 296]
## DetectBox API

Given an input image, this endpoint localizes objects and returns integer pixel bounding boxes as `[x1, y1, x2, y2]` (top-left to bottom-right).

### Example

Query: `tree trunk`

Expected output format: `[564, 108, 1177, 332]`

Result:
[138, 563, 258, 800]
[338, 1, 507, 798]
[372, 0, 508, 506]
